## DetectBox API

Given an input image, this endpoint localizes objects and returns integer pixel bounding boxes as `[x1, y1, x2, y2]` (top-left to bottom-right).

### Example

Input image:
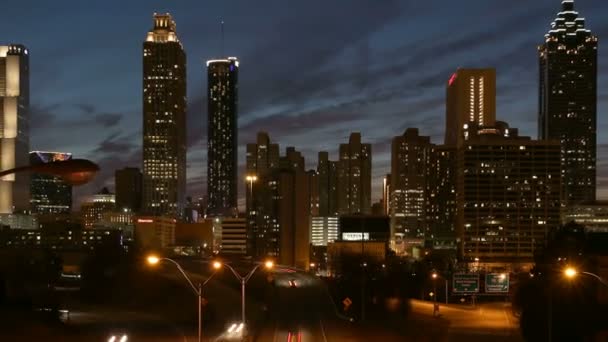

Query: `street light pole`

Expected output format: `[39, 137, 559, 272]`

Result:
[147, 256, 219, 342]
[220, 261, 273, 324]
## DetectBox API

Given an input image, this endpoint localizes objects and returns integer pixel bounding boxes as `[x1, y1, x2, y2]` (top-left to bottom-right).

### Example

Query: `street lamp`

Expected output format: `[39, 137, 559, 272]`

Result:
[214, 260, 274, 325]
[431, 271, 449, 305]
[146, 255, 220, 342]
[563, 266, 608, 288]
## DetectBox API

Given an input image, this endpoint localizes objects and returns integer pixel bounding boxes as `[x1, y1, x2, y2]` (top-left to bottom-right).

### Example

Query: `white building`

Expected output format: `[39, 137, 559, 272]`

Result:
[311, 216, 339, 246]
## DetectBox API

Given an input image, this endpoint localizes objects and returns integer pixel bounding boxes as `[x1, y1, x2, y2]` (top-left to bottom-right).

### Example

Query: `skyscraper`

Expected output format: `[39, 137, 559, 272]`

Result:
[445, 68, 496, 147]
[390, 128, 433, 244]
[337, 133, 372, 215]
[0, 45, 29, 214]
[115, 167, 142, 212]
[142, 13, 187, 217]
[206, 57, 239, 217]
[30, 151, 72, 214]
[246, 132, 279, 254]
[539, 0, 597, 204]
[81, 188, 116, 229]
[457, 122, 561, 264]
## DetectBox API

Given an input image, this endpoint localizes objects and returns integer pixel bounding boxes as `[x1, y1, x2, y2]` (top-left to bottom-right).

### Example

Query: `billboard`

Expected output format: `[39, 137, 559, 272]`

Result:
[485, 273, 510, 293]
[453, 273, 479, 293]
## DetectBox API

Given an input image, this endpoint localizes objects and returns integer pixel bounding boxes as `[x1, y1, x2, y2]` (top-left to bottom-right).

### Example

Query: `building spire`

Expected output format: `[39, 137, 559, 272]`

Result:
[221, 20, 225, 57]
[562, 0, 574, 11]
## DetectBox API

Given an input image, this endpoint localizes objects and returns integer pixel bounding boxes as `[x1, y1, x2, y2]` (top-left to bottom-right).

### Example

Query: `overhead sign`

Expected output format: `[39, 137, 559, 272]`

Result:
[453, 273, 479, 293]
[485, 273, 509, 293]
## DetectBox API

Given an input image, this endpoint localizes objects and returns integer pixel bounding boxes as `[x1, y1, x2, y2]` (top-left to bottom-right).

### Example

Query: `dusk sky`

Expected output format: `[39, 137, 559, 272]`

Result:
[3, 0, 608, 207]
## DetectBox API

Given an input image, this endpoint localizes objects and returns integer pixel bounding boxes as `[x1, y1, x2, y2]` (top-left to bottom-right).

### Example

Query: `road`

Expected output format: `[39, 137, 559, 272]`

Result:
[410, 299, 523, 342]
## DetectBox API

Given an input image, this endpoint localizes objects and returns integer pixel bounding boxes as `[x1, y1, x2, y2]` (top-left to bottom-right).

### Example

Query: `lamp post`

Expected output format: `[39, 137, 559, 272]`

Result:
[431, 272, 449, 305]
[564, 266, 608, 288]
[147, 256, 220, 342]
[215, 260, 274, 325]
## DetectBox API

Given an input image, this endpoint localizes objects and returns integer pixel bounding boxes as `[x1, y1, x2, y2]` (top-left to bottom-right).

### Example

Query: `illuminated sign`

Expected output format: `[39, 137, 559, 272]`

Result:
[448, 73, 457, 86]
[342, 232, 370, 241]
[137, 219, 154, 223]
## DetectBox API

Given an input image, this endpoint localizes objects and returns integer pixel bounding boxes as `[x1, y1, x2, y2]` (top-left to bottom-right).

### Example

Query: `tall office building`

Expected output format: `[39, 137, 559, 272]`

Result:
[445, 68, 496, 147]
[337, 133, 372, 215]
[456, 122, 561, 265]
[115, 167, 142, 212]
[539, 0, 598, 204]
[248, 142, 312, 268]
[317, 151, 338, 217]
[428, 145, 457, 249]
[30, 151, 72, 214]
[390, 129, 433, 244]
[245, 132, 279, 254]
[206, 57, 239, 217]
[0, 45, 29, 214]
[142, 13, 187, 217]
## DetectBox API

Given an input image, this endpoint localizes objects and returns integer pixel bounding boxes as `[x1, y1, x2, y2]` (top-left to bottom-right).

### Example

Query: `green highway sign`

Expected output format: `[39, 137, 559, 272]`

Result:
[453, 273, 479, 293]
[485, 273, 510, 293]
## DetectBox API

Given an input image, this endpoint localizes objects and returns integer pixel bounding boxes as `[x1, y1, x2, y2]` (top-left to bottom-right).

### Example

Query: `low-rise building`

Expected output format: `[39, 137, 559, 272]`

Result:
[563, 201, 608, 233]
[134, 216, 175, 251]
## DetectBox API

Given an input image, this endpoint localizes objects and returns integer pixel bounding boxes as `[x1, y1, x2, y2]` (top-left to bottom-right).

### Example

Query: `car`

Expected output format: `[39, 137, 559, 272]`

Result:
[288, 279, 297, 288]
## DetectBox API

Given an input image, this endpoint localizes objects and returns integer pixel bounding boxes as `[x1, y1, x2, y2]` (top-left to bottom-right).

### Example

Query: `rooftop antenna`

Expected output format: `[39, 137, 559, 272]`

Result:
[221, 19, 225, 57]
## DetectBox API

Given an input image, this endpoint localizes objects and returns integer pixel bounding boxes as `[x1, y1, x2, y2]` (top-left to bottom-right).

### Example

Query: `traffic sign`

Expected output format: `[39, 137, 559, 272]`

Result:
[342, 297, 352, 309]
[453, 273, 479, 293]
[485, 273, 509, 293]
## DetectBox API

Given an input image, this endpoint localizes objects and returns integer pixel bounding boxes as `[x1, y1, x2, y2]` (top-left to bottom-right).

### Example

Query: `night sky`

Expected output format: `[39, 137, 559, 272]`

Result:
[3, 0, 608, 208]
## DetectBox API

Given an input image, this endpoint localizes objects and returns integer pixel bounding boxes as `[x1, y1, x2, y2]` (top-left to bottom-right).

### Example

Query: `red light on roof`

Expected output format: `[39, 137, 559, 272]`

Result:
[448, 73, 457, 86]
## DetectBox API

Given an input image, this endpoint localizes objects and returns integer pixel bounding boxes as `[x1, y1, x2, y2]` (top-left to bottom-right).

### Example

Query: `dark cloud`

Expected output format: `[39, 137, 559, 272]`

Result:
[94, 113, 123, 128]
[93, 132, 136, 154]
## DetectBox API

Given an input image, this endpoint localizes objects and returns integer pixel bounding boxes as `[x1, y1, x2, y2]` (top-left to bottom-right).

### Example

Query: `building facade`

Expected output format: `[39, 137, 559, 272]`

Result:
[115, 167, 142, 212]
[245, 132, 279, 255]
[538, 0, 597, 205]
[219, 217, 247, 255]
[0, 45, 29, 214]
[81, 189, 116, 229]
[29, 151, 72, 214]
[445, 68, 496, 147]
[142, 13, 187, 217]
[562, 201, 608, 233]
[135, 216, 175, 250]
[337, 133, 372, 215]
[206, 57, 239, 217]
[428, 145, 457, 249]
[310, 216, 339, 246]
[390, 128, 433, 244]
[317, 151, 338, 217]
[457, 122, 561, 264]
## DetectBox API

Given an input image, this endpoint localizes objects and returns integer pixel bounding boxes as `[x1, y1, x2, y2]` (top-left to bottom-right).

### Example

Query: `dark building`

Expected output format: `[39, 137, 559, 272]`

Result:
[538, 0, 598, 205]
[29, 151, 72, 214]
[457, 122, 561, 265]
[337, 133, 372, 215]
[338, 215, 390, 242]
[317, 151, 338, 217]
[247, 137, 311, 268]
[245, 132, 279, 254]
[206, 57, 239, 217]
[115, 167, 142, 212]
[445, 68, 496, 147]
[0, 45, 29, 214]
[142, 13, 187, 217]
[428, 145, 457, 249]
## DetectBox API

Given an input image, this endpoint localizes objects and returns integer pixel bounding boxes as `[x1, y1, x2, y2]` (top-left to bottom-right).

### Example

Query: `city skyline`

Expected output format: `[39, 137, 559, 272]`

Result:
[2, 0, 608, 207]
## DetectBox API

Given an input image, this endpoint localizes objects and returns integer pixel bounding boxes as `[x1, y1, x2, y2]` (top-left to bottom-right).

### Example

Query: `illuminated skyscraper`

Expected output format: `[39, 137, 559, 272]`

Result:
[142, 13, 187, 216]
[539, 0, 598, 204]
[445, 68, 496, 147]
[81, 188, 116, 229]
[390, 128, 433, 244]
[206, 57, 238, 217]
[0, 45, 29, 214]
[337, 133, 372, 215]
[30, 151, 72, 214]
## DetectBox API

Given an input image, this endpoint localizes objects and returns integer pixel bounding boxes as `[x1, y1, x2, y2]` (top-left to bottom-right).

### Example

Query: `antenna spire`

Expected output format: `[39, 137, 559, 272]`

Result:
[221, 20, 225, 57]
